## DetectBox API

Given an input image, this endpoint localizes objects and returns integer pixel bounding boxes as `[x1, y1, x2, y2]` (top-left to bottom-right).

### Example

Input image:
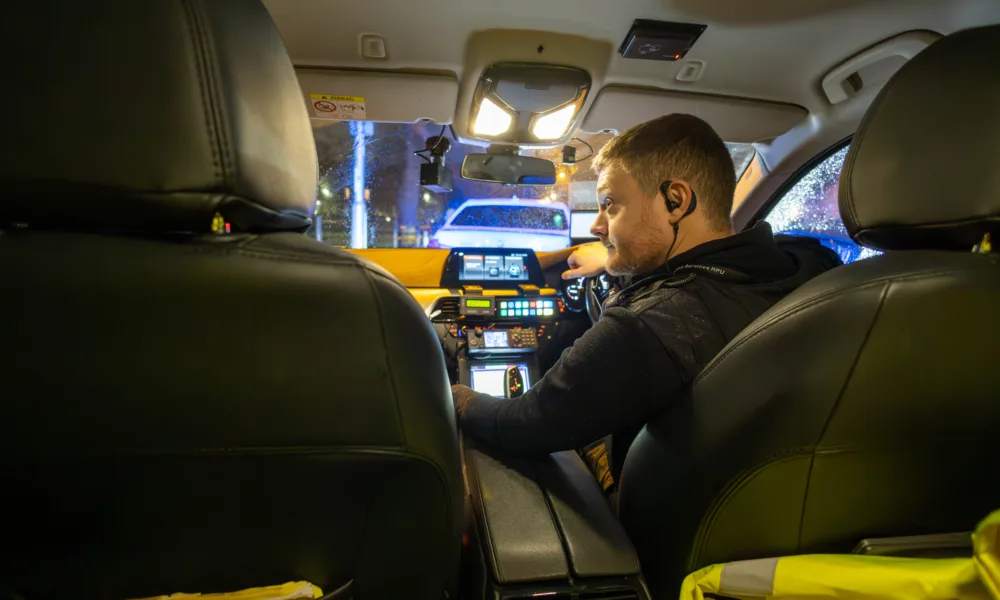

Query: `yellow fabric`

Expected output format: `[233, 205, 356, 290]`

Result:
[679, 509, 1000, 600]
[582, 440, 615, 492]
[680, 556, 988, 600]
[132, 581, 323, 600]
[976, 509, 1000, 598]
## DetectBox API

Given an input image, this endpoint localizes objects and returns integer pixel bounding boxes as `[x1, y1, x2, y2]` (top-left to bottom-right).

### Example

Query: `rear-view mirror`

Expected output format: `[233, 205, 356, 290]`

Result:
[460, 154, 557, 185]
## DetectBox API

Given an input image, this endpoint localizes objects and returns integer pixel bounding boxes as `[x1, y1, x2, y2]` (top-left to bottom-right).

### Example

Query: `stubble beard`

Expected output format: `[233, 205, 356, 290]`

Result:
[606, 227, 670, 277]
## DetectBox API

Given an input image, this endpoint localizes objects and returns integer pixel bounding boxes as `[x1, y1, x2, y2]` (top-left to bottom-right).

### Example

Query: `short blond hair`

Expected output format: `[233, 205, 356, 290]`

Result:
[594, 114, 736, 230]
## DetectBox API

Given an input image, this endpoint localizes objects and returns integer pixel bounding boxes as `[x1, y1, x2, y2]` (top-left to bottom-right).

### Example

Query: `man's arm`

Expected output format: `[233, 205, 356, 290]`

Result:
[457, 307, 682, 456]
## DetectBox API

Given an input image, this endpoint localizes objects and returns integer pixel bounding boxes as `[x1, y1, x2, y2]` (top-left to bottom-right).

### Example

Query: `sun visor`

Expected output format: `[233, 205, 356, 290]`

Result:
[581, 86, 807, 143]
[296, 68, 458, 124]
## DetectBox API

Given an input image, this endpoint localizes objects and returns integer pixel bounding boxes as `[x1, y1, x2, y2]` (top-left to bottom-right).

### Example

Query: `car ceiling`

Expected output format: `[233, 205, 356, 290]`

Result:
[263, 0, 1000, 116]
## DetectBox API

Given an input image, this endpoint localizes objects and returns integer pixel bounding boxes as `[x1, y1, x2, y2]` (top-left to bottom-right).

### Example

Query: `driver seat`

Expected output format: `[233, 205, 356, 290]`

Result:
[619, 25, 1000, 598]
[0, 1, 461, 598]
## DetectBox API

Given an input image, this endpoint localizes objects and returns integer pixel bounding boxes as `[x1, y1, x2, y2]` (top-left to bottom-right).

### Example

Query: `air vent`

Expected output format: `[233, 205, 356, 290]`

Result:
[429, 296, 461, 321]
[579, 590, 640, 600]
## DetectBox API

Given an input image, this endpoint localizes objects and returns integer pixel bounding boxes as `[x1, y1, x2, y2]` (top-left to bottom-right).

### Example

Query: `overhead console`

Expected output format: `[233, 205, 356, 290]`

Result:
[453, 30, 613, 146]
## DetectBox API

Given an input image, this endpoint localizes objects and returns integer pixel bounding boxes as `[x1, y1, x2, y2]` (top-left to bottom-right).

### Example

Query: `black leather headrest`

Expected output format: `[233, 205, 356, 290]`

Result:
[0, 0, 317, 233]
[840, 25, 1000, 251]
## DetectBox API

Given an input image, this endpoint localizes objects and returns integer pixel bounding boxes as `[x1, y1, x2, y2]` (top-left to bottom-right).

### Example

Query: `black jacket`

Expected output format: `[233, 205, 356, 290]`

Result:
[459, 223, 841, 483]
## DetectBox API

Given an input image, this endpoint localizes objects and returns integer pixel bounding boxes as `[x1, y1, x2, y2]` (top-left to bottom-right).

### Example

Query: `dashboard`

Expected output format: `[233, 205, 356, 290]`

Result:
[437, 247, 611, 313]
[342, 246, 611, 396]
[440, 248, 545, 288]
[425, 248, 604, 395]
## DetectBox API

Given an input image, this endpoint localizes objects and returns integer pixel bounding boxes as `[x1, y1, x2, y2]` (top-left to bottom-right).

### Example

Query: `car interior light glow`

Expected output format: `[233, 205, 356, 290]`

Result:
[472, 97, 513, 136]
[532, 104, 576, 140]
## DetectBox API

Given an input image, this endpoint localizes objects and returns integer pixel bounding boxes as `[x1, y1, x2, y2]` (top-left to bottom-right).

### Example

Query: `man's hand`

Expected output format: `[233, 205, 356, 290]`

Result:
[562, 242, 608, 280]
[451, 384, 477, 417]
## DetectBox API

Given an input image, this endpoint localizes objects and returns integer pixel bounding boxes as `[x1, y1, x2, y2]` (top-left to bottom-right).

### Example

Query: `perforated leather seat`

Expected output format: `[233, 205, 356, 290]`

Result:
[0, 2, 461, 598]
[619, 25, 1000, 599]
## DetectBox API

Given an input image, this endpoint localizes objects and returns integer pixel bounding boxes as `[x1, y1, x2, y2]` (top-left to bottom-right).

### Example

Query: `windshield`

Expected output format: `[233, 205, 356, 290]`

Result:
[310, 121, 753, 251]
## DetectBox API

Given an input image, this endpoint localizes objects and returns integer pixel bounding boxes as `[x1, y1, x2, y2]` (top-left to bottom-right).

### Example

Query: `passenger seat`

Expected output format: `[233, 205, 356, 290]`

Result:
[0, 2, 462, 599]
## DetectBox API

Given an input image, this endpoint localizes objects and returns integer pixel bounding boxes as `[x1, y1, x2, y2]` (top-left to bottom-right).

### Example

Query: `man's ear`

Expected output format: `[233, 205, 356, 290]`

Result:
[663, 181, 694, 223]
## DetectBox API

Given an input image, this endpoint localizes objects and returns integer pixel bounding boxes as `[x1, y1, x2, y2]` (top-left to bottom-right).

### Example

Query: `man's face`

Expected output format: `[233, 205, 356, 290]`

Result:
[591, 163, 674, 276]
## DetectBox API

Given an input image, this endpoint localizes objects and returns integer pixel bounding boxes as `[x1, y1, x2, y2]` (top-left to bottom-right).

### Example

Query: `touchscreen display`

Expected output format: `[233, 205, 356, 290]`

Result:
[483, 330, 508, 348]
[470, 363, 531, 397]
[460, 252, 529, 281]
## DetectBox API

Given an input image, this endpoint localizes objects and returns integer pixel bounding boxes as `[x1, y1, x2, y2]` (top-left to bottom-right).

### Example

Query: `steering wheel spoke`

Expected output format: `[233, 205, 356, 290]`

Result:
[585, 276, 602, 324]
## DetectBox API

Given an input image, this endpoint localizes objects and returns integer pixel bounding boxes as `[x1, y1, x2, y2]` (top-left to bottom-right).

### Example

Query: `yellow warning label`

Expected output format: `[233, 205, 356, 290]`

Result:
[310, 94, 364, 102]
[307, 94, 368, 120]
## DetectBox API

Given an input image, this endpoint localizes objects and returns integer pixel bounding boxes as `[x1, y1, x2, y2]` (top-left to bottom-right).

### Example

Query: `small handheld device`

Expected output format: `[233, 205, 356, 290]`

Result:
[504, 366, 526, 399]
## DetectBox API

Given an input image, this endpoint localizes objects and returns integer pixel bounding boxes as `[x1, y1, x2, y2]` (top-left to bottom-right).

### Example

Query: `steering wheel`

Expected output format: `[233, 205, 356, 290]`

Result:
[584, 276, 603, 324]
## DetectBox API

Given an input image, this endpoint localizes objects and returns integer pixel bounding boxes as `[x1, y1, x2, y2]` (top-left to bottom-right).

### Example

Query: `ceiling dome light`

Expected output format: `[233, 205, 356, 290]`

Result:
[532, 104, 577, 140]
[472, 97, 513, 137]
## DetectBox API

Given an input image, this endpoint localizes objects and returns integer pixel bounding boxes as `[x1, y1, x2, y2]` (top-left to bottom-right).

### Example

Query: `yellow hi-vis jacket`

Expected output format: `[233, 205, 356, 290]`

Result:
[680, 508, 1000, 600]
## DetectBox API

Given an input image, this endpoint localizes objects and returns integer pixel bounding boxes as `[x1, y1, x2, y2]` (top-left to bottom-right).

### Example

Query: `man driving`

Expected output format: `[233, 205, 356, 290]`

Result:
[451, 114, 841, 492]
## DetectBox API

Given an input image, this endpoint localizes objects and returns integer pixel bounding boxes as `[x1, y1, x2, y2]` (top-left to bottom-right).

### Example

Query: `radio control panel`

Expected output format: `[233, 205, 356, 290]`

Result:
[468, 327, 538, 353]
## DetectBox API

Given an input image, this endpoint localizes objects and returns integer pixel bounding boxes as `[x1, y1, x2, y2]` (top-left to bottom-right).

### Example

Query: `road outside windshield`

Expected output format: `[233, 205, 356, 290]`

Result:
[310, 121, 753, 251]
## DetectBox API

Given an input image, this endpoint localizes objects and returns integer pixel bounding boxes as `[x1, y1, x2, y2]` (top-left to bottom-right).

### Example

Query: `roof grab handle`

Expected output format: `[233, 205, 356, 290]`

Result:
[821, 30, 941, 105]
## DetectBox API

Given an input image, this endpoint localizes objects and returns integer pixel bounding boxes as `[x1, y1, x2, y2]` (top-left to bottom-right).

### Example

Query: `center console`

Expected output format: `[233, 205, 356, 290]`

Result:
[438, 248, 562, 399]
[461, 439, 650, 599]
[434, 249, 649, 599]
[458, 296, 546, 399]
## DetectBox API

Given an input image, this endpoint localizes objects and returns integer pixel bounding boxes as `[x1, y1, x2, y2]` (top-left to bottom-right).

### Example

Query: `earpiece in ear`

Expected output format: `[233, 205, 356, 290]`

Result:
[684, 190, 698, 217]
[660, 179, 697, 215]
[660, 180, 681, 212]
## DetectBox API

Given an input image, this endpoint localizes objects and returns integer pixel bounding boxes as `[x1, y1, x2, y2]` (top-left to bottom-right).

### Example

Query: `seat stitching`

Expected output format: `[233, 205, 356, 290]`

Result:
[358, 263, 408, 449]
[694, 268, 964, 385]
[689, 449, 813, 569]
[192, 0, 233, 183]
[796, 280, 889, 552]
[179, 0, 223, 187]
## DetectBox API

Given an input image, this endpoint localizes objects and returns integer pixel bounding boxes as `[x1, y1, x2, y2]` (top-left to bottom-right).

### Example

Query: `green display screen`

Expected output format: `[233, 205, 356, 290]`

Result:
[466, 299, 492, 308]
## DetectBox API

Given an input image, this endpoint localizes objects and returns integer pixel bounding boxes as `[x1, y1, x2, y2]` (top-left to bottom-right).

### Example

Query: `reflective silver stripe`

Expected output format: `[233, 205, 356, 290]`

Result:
[719, 557, 779, 596]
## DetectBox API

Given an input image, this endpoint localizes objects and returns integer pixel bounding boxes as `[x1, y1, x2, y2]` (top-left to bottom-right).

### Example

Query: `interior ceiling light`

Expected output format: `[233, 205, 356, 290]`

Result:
[472, 97, 513, 137]
[469, 63, 591, 144]
[532, 104, 577, 141]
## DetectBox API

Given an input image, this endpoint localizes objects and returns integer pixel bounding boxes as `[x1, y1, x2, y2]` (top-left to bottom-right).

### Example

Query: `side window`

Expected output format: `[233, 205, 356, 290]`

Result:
[764, 144, 880, 263]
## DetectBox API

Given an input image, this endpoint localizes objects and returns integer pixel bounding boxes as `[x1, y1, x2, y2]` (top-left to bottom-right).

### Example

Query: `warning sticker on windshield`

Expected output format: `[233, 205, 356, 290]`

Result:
[309, 94, 367, 120]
